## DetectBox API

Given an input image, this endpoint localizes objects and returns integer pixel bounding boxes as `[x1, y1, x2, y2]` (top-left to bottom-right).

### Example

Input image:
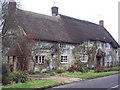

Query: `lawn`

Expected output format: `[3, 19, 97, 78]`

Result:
[2, 71, 119, 89]
[65, 71, 119, 79]
[106, 66, 120, 70]
[2, 79, 62, 89]
[35, 71, 119, 79]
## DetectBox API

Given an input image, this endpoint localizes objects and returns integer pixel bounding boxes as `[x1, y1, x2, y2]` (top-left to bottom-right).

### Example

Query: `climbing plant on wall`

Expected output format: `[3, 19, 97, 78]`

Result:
[72, 41, 98, 69]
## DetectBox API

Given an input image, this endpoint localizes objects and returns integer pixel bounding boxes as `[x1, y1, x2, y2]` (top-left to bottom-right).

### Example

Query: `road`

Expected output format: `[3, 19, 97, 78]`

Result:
[47, 74, 120, 90]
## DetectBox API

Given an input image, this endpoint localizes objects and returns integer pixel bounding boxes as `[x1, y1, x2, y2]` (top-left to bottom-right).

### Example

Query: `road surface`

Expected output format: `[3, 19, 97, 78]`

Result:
[47, 74, 120, 90]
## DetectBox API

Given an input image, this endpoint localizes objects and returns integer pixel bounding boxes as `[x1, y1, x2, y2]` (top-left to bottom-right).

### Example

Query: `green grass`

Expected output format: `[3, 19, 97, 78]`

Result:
[35, 71, 119, 79]
[35, 72, 51, 76]
[106, 66, 120, 70]
[2, 79, 62, 89]
[66, 71, 119, 79]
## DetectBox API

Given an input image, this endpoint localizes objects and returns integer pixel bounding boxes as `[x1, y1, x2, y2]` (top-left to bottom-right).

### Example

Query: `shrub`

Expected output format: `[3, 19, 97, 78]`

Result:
[57, 69, 65, 73]
[2, 63, 10, 85]
[78, 67, 88, 73]
[95, 66, 104, 73]
[50, 72, 56, 76]
[69, 60, 88, 72]
[9, 71, 29, 83]
[69, 65, 75, 72]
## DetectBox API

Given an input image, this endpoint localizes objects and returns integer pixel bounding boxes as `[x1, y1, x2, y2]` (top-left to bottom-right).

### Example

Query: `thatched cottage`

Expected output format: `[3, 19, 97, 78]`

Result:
[2, 1, 119, 72]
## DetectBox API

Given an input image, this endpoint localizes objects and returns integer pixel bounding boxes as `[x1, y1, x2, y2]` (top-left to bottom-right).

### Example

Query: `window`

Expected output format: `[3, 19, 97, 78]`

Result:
[97, 41, 102, 48]
[81, 55, 88, 62]
[35, 56, 45, 64]
[106, 43, 110, 49]
[8, 56, 9, 64]
[61, 56, 67, 63]
[84, 41, 88, 46]
[107, 55, 112, 62]
[60, 43, 65, 48]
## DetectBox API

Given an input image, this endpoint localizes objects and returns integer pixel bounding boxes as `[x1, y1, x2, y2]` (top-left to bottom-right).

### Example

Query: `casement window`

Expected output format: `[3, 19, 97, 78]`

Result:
[35, 56, 45, 64]
[60, 43, 66, 48]
[97, 41, 102, 48]
[84, 41, 88, 46]
[84, 41, 93, 47]
[107, 55, 112, 62]
[81, 54, 88, 62]
[61, 56, 67, 63]
[106, 43, 111, 49]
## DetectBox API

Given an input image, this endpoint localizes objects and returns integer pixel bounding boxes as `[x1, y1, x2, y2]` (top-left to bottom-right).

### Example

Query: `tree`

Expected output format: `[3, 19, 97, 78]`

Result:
[0, 0, 21, 31]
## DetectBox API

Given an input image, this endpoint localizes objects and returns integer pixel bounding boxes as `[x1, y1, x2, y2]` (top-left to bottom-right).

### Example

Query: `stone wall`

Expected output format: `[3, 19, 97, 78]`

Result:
[30, 40, 119, 72]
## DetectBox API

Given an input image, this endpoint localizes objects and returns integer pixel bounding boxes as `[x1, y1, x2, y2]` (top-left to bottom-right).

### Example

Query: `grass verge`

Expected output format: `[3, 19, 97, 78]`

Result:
[106, 66, 120, 70]
[66, 71, 119, 79]
[2, 79, 62, 89]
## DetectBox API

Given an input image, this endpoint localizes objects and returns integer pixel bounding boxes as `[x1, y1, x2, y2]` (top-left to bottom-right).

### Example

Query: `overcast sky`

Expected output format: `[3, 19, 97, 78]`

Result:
[18, 0, 119, 42]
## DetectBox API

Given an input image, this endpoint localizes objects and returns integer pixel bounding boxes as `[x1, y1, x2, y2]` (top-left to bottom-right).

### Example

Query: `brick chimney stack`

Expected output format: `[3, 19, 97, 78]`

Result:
[99, 20, 104, 26]
[51, 6, 58, 16]
[8, 0, 16, 15]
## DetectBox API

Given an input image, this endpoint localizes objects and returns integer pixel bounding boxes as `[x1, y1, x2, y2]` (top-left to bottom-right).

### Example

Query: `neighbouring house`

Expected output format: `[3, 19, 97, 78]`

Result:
[2, 1, 119, 72]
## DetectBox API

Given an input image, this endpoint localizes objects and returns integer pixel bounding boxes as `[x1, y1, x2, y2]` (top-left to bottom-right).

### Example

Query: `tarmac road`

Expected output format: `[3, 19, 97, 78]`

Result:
[47, 74, 120, 90]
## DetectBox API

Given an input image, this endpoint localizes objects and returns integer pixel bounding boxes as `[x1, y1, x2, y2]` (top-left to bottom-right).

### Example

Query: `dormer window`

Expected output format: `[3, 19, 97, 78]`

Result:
[106, 43, 110, 49]
[97, 41, 102, 48]
[60, 43, 65, 48]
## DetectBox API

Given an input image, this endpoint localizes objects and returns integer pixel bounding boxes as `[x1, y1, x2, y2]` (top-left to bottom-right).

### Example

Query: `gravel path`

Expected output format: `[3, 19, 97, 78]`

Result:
[30, 75, 82, 83]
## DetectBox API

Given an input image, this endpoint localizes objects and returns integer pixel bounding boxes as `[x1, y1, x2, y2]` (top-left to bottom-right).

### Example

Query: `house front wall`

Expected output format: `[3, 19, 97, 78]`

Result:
[29, 40, 119, 72]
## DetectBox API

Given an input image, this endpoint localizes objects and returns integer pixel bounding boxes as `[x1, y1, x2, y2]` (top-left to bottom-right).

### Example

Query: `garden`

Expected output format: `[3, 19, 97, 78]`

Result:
[2, 62, 120, 89]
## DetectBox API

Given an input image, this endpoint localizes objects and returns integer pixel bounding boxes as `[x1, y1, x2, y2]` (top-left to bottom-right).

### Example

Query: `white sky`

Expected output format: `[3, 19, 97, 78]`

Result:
[18, 0, 119, 42]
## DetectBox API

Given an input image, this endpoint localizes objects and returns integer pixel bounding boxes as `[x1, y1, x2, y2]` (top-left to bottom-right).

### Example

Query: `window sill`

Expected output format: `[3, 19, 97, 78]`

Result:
[81, 61, 88, 63]
[61, 62, 68, 64]
[36, 63, 45, 65]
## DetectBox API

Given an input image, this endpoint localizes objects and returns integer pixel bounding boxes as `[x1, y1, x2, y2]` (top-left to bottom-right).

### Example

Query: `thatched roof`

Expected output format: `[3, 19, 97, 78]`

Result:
[14, 9, 119, 48]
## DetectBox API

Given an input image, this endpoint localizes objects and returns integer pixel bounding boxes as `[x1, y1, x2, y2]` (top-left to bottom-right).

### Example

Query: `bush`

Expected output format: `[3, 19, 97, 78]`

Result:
[69, 65, 75, 72]
[2, 63, 10, 85]
[69, 59, 88, 72]
[78, 67, 88, 73]
[95, 66, 104, 73]
[57, 69, 65, 73]
[9, 71, 29, 83]
[50, 72, 56, 76]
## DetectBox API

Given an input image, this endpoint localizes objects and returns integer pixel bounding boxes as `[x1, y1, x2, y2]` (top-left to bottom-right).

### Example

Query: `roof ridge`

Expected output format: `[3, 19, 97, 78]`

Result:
[59, 14, 100, 26]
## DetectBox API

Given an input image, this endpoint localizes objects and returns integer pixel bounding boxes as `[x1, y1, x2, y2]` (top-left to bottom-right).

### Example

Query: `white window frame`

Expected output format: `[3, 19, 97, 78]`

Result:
[81, 54, 88, 62]
[97, 41, 102, 48]
[107, 55, 112, 62]
[84, 41, 88, 46]
[59, 43, 66, 48]
[61, 56, 68, 63]
[35, 55, 45, 64]
[106, 43, 111, 49]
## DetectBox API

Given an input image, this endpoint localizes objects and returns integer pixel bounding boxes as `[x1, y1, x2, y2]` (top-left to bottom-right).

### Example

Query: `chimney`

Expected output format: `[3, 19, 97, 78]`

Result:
[99, 20, 104, 26]
[8, 0, 16, 15]
[51, 6, 58, 16]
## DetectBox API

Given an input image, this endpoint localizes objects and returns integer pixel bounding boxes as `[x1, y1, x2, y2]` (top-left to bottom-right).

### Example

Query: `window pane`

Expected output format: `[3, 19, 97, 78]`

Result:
[35, 56, 38, 64]
[61, 56, 63, 62]
[42, 56, 45, 63]
[65, 56, 67, 62]
[61, 56, 67, 62]
[39, 56, 41, 63]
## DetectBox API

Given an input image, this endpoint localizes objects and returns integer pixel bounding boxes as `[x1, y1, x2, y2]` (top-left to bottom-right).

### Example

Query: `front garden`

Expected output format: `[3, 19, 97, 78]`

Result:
[35, 70, 119, 79]
[2, 79, 62, 89]
[2, 63, 120, 89]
